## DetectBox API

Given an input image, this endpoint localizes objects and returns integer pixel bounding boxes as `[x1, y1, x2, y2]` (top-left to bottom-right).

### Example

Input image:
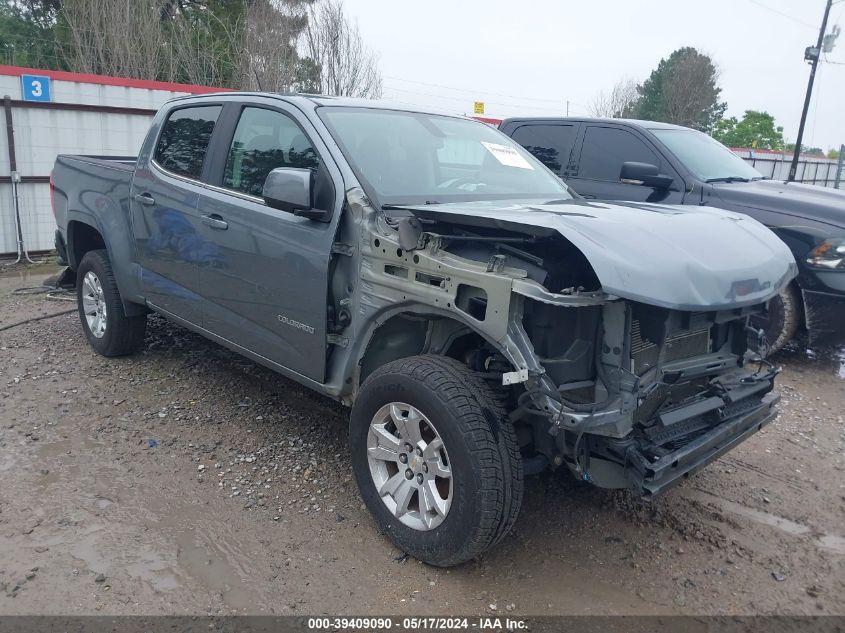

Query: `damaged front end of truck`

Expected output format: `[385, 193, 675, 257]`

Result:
[349, 192, 798, 496]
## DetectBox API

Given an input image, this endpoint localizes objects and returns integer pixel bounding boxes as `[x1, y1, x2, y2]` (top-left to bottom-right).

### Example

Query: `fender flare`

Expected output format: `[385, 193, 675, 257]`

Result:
[65, 210, 147, 317]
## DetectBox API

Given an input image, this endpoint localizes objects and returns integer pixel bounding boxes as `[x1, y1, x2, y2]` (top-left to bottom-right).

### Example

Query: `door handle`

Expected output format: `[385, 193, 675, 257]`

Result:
[133, 193, 155, 206]
[201, 214, 228, 230]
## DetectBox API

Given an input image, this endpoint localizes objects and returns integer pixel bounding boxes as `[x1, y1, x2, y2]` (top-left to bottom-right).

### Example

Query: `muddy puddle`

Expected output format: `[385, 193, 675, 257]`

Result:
[689, 490, 845, 555]
[0, 262, 63, 291]
[773, 340, 845, 380]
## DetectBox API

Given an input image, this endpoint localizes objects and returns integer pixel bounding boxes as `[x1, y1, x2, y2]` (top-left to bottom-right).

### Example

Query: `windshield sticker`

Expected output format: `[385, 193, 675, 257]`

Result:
[481, 142, 534, 170]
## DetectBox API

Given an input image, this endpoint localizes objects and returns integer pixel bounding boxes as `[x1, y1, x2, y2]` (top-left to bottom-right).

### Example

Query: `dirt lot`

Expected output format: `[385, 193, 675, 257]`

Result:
[1, 262, 844, 616]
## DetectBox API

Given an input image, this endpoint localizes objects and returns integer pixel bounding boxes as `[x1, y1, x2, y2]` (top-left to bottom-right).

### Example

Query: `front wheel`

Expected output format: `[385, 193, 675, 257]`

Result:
[753, 283, 802, 355]
[76, 249, 147, 357]
[350, 355, 523, 567]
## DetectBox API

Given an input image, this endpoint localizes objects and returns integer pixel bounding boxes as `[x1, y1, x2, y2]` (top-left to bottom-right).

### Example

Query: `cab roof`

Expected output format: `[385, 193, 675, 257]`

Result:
[500, 116, 691, 131]
[165, 91, 466, 119]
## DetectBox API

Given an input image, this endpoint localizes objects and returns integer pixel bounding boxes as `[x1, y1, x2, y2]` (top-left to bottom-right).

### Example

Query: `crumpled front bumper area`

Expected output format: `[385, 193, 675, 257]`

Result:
[625, 391, 779, 496]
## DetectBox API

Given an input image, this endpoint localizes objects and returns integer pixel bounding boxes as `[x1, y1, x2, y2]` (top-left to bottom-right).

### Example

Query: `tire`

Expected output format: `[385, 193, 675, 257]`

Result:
[76, 249, 147, 357]
[350, 355, 523, 567]
[755, 283, 801, 355]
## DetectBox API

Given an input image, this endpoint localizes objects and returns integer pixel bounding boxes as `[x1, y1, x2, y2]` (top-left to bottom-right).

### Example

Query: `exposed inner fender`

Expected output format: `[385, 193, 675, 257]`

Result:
[339, 191, 616, 419]
[345, 302, 533, 403]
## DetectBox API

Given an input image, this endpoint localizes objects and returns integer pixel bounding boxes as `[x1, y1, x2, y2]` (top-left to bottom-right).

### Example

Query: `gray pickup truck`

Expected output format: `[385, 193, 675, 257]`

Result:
[51, 93, 796, 566]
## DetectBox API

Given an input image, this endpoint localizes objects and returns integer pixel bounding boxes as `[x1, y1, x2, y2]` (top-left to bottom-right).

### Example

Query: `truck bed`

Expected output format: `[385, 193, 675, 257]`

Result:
[56, 154, 138, 172]
[52, 154, 139, 279]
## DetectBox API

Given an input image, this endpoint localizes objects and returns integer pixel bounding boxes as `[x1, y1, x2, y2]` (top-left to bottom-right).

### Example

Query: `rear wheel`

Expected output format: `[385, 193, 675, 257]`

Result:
[76, 249, 147, 356]
[350, 355, 523, 567]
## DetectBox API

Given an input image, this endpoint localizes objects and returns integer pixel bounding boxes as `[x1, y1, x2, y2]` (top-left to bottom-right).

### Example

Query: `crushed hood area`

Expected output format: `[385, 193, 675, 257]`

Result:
[404, 199, 798, 311]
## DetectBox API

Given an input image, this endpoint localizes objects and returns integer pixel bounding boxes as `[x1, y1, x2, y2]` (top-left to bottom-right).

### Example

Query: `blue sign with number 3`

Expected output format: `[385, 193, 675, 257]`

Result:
[21, 74, 52, 102]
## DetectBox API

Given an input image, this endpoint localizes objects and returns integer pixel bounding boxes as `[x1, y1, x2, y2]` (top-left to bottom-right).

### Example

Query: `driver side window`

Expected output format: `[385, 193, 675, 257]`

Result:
[223, 107, 320, 198]
[577, 126, 661, 182]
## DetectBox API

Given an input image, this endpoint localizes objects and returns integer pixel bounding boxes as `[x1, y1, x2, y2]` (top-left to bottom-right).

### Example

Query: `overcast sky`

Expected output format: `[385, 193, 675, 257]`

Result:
[349, 0, 844, 151]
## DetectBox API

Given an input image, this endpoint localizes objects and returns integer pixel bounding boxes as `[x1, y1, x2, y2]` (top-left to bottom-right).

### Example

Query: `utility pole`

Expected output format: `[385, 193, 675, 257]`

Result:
[835, 143, 845, 189]
[788, 0, 833, 182]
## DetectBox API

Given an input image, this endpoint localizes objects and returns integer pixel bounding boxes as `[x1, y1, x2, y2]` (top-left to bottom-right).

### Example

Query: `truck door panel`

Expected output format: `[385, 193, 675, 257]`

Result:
[131, 105, 222, 323]
[568, 125, 685, 204]
[196, 104, 337, 382]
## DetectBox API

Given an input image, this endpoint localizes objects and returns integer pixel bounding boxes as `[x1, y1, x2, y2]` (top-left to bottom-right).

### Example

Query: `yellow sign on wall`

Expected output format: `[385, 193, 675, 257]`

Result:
[473, 101, 485, 115]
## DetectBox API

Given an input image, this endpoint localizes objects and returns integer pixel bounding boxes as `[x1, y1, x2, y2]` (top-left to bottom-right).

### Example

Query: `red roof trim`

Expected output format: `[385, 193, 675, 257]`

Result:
[472, 116, 503, 126]
[729, 147, 788, 155]
[0, 64, 227, 94]
[730, 146, 834, 161]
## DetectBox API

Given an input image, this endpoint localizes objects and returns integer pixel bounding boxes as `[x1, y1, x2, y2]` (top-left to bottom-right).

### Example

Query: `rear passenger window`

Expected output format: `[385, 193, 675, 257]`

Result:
[510, 124, 576, 174]
[154, 106, 221, 180]
[223, 107, 320, 198]
[577, 126, 660, 181]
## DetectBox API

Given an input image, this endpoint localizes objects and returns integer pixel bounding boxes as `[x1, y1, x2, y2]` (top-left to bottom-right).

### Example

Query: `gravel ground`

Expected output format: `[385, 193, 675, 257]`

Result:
[1, 263, 844, 616]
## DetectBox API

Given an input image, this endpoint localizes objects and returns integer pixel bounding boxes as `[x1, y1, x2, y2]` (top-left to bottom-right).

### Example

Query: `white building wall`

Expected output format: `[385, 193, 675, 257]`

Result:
[1, 67, 220, 255]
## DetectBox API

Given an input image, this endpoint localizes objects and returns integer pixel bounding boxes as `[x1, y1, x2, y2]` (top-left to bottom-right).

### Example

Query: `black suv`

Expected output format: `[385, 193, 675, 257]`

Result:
[501, 117, 845, 352]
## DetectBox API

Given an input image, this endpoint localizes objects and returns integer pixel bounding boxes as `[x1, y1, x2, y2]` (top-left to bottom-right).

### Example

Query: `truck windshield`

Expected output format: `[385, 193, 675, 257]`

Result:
[318, 107, 571, 206]
[651, 128, 763, 183]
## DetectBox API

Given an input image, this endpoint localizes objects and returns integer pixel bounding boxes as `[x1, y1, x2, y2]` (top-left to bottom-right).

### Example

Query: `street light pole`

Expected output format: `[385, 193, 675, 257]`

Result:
[787, 0, 833, 182]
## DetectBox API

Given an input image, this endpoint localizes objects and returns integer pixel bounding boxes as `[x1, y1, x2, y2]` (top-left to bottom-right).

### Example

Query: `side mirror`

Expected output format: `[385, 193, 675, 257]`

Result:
[262, 168, 326, 220]
[620, 161, 673, 190]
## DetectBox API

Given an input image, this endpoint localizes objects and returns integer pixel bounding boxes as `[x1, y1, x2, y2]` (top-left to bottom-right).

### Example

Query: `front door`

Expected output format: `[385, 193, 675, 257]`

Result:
[195, 103, 338, 382]
[567, 125, 685, 204]
[131, 104, 223, 324]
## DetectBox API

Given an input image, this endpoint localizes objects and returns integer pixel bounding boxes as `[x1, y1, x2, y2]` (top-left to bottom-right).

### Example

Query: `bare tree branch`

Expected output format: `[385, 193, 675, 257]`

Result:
[238, 0, 309, 92]
[56, 0, 382, 98]
[60, 0, 166, 80]
[302, 0, 382, 98]
[589, 78, 639, 118]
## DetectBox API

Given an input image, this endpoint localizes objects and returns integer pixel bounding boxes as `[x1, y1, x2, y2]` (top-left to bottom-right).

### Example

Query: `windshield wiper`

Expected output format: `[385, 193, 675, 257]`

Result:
[705, 176, 751, 183]
[381, 201, 441, 210]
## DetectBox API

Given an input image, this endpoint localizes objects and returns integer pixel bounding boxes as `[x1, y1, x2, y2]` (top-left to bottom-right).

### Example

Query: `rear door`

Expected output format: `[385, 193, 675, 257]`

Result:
[567, 124, 685, 203]
[130, 104, 223, 324]
[195, 101, 341, 382]
[506, 122, 580, 177]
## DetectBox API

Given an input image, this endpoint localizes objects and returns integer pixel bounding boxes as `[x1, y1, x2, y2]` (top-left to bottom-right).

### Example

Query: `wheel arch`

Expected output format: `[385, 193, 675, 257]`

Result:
[344, 304, 520, 401]
[66, 218, 107, 270]
[65, 213, 147, 317]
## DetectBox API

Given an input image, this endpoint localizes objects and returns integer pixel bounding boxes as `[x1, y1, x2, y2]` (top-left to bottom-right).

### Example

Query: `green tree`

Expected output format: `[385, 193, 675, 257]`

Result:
[712, 110, 784, 150]
[636, 47, 727, 132]
[828, 148, 840, 160]
[0, 0, 63, 68]
[785, 143, 827, 157]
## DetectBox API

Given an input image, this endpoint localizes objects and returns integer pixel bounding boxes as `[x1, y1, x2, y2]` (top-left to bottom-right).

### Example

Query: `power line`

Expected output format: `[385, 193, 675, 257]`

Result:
[382, 84, 579, 114]
[384, 75, 586, 108]
[745, 0, 819, 29]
